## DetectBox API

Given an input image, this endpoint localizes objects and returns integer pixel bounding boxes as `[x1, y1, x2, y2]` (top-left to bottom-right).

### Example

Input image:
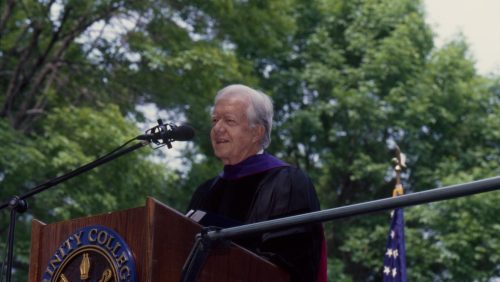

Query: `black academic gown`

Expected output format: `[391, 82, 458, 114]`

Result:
[187, 166, 323, 282]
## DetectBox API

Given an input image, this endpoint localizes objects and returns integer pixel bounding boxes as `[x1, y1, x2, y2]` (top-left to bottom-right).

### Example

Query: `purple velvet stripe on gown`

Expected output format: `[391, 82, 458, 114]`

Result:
[220, 153, 289, 180]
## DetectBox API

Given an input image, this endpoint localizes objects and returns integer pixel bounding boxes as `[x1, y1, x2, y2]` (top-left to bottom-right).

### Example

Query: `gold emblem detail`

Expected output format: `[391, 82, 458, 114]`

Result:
[99, 268, 113, 282]
[80, 253, 90, 280]
[391, 146, 406, 197]
[59, 274, 69, 282]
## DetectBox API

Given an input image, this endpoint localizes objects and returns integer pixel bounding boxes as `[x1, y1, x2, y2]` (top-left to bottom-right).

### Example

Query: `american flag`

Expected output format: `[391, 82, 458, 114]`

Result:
[382, 207, 407, 281]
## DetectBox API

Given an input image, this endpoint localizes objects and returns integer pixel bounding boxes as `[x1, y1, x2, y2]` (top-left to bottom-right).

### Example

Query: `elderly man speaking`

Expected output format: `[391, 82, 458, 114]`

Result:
[187, 84, 327, 282]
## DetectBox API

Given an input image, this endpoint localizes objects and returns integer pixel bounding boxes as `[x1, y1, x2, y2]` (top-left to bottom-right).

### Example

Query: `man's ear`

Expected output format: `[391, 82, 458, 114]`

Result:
[252, 125, 265, 143]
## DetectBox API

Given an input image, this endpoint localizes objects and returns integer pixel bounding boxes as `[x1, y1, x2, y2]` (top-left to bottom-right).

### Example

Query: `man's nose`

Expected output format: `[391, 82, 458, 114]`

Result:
[212, 120, 225, 133]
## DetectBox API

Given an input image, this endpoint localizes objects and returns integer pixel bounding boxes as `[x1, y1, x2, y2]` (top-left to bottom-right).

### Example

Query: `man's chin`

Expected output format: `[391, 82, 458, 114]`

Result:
[213, 149, 228, 160]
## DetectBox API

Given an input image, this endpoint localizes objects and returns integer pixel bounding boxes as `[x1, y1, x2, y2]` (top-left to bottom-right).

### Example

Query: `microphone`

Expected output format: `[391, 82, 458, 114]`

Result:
[137, 120, 195, 147]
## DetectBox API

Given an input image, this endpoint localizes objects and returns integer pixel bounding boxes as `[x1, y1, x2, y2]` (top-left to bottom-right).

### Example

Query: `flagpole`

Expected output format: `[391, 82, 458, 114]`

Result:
[382, 146, 407, 281]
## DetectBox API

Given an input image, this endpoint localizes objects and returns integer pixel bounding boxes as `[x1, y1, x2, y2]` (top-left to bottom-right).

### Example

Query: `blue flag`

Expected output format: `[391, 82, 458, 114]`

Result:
[382, 208, 407, 281]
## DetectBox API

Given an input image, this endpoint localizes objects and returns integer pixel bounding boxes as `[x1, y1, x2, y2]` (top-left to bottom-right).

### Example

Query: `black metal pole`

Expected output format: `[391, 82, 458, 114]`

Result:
[0, 140, 148, 281]
[180, 175, 500, 282]
[5, 209, 16, 282]
[180, 229, 220, 282]
[0, 141, 147, 208]
[207, 175, 500, 241]
[5, 197, 27, 282]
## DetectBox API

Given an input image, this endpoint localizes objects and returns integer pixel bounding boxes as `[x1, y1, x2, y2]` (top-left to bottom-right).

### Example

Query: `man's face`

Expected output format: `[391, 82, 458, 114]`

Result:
[210, 96, 263, 165]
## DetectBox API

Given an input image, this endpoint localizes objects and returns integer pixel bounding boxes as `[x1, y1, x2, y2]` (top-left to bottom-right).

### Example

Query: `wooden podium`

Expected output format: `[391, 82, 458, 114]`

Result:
[28, 197, 289, 281]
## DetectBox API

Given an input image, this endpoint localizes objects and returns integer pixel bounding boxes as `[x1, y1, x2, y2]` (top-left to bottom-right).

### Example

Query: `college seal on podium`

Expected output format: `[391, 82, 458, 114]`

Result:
[42, 225, 137, 282]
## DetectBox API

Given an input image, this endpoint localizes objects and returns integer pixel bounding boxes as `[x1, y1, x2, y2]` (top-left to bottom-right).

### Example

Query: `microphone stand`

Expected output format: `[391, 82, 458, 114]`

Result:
[0, 118, 185, 281]
[0, 120, 179, 282]
[0, 140, 149, 282]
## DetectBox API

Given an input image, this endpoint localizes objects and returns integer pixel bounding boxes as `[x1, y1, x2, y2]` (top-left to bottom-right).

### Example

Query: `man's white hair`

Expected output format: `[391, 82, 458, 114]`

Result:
[215, 84, 273, 149]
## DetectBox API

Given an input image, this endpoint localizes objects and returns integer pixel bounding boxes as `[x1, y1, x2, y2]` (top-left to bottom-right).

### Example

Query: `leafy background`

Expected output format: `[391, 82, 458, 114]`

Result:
[1, 0, 499, 281]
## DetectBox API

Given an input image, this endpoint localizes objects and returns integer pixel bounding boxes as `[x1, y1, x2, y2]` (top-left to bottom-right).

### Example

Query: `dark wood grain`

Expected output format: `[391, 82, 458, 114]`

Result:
[28, 197, 289, 282]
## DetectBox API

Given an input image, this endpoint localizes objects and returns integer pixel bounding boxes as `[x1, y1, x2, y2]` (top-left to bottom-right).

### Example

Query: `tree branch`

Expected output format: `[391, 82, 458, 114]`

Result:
[12, 3, 124, 131]
[0, 0, 16, 36]
[1, 25, 43, 120]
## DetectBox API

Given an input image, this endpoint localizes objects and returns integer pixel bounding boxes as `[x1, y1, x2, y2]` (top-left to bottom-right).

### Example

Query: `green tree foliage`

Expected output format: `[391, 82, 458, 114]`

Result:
[0, 0, 148, 132]
[259, 1, 500, 280]
[256, 1, 500, 280]
[117, 0, 302, 204]
[0, 106, 176, 280]
[121, 0, 297, 154]
[1, 0, 500, 281]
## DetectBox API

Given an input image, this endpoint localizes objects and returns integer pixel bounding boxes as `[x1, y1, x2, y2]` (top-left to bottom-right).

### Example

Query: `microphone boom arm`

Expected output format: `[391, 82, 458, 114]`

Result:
[0, 120, 177, 281]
